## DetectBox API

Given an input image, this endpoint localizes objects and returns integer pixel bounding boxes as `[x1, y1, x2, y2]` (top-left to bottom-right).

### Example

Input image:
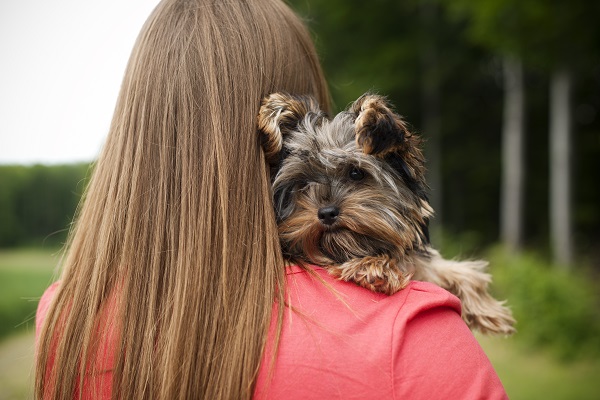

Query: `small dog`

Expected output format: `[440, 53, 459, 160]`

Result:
[257, 92, 515, 335]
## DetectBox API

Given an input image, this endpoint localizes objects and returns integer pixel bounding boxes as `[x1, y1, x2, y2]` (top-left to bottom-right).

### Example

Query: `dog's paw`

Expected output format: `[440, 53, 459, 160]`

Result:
[328, 255, 411, 295]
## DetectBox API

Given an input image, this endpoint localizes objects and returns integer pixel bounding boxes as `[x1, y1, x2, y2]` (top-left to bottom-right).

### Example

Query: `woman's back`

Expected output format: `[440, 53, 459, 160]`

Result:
[37, 267, 507, 399]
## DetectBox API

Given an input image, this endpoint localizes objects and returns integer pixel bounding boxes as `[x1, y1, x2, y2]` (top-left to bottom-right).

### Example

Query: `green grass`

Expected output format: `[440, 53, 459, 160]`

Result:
[0, 248, 60, 339]
[479, 335, 600, 399]
[0, 331, 36, 400]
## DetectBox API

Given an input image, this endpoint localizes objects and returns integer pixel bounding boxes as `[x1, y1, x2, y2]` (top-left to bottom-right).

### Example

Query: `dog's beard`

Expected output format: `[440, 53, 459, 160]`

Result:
[279, 208, 419, 266]
[319, 228, 395, 263]
[282, 224, 392, 265]
[277, 186, 430, 266]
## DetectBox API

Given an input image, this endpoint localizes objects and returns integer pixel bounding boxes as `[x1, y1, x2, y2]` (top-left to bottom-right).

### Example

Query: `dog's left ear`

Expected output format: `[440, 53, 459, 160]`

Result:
[349, 93, 428, 197]
[350, 93, 411, 157]
[257, 92, 323, 166]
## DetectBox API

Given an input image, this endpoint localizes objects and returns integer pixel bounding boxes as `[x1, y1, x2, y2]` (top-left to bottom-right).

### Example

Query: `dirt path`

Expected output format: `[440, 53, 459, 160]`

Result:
[0, 331, 35, 400]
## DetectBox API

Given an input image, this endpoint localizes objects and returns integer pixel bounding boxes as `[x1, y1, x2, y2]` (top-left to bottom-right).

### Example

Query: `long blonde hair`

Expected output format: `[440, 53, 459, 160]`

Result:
[35, 0, 329, 398]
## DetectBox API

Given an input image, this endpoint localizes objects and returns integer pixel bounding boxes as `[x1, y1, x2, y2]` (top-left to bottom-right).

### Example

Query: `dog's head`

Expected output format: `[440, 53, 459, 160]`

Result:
[257, 92, 433, 265]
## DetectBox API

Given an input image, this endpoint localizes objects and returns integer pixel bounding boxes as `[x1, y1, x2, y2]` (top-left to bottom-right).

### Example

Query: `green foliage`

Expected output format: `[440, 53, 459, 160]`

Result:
[290, 0, 424, 110]
[440, 0, 600, 69]
[487, 247, 600, 360]
[438, 233, 600, 360]
[0, 164, 90, 248]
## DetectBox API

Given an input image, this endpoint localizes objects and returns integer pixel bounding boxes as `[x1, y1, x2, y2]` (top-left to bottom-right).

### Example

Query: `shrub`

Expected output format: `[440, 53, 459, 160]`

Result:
[486, 247, 600, 360]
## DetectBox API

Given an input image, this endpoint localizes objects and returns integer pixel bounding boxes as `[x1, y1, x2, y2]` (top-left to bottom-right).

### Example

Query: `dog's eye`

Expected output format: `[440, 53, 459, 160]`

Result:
[349, 167, 365, 181]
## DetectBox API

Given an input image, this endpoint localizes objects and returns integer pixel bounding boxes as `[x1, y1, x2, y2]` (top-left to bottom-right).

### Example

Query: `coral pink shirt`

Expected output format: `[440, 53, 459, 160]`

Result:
[36, 265, 507, 399]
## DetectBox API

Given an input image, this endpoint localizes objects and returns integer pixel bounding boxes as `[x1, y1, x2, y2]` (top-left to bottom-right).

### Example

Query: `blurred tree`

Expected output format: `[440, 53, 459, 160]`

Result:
[512, 0, 600, 267]
[549, 68, 573, 267]
[0, 164, 89, 247]
[439, 0, 600, 266]
[419, 0, 443, 237]
[439, 0, 531, 253]
[501, 56, 525, 253]
[535, 1, 600, 267]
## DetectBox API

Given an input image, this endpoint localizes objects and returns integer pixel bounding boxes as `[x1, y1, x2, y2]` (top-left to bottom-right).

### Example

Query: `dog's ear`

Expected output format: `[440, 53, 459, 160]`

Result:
[350, 93, 428, 200]
[350, 93, 411, 157]
[257, 92, 323, 165]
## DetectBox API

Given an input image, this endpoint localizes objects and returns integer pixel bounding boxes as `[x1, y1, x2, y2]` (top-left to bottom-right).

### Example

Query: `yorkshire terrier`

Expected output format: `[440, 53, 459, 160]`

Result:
[257, 92, 515, 335]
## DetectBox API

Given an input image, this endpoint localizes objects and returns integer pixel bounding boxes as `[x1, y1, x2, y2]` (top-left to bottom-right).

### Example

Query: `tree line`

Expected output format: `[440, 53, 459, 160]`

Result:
[0, 164, 89, 247]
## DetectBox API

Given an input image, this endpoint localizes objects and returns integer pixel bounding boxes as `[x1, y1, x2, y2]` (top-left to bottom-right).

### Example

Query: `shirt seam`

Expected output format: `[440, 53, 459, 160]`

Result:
[390, 284, 414, 400]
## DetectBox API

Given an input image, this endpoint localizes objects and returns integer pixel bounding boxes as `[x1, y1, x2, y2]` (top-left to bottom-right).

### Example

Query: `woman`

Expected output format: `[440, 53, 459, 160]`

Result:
[36, 0, 507, 399]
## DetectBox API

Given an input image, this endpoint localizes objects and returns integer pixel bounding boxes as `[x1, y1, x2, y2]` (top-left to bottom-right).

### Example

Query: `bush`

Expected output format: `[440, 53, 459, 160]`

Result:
[486, 247, 600, 360]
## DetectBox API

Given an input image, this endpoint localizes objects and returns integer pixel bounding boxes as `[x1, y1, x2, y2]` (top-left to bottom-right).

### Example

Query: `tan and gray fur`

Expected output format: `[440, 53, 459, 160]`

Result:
[258, 92, 515, 335]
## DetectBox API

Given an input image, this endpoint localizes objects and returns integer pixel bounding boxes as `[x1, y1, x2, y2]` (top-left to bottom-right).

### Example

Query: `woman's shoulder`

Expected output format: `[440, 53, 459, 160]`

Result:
[398, 279, 462, 319]
[282, 264, 464, 347]
[285, 264, 461, 317]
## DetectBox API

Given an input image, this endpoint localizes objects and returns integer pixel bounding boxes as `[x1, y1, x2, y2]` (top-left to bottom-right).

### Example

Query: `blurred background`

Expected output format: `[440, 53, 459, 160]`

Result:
[1, 0, 599, 398]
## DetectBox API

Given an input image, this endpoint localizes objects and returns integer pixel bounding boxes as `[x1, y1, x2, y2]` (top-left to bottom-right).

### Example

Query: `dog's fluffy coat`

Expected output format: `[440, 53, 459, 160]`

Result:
[258, 92, 515, 335]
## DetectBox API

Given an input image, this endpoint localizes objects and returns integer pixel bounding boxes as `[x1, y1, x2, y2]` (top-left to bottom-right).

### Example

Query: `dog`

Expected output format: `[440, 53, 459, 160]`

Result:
[257, 92, 515, 335]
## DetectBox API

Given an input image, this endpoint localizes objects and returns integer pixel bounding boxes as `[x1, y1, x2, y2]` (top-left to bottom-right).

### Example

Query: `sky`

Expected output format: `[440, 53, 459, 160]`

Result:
[0, 0, 161, 165]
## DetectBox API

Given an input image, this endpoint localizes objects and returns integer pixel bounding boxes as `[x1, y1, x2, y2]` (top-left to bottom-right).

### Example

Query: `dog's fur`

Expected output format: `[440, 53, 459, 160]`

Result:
[257, 92, 515, 335]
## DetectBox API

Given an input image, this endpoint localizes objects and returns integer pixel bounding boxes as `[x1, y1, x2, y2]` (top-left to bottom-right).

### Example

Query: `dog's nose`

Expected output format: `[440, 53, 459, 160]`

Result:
[318, 206, 340, 225]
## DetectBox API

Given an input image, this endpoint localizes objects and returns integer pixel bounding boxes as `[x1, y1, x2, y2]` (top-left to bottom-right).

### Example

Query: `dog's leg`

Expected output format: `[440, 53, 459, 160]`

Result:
[413, 249, 516, 335]
[327, 255, 412, 295]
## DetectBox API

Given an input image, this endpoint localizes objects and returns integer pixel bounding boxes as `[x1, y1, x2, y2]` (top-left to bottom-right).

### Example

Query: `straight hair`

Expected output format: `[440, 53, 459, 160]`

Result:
[35, 0, 329, 398]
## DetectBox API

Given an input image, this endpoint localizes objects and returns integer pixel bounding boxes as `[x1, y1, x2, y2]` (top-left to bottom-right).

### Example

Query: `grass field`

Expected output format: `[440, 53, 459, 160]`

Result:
[0, 248, 60, 339]
[479, 335, 600, 399]
[1, 248, 599, 399]
[0, 331, 35, 400]
[0, 247, 59, 399]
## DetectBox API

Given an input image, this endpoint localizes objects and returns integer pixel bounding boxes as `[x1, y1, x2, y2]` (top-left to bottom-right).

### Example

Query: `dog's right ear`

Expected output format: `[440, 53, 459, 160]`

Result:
[257, 92, 323, 165]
